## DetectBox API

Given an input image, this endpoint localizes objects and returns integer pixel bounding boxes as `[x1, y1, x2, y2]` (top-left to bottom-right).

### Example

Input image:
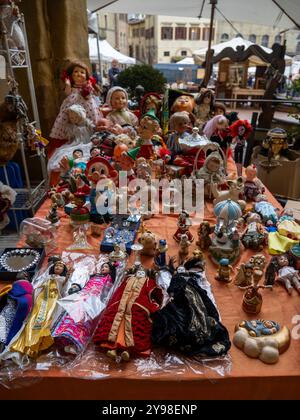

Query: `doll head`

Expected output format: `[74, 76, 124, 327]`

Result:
[195, 88, 215, 108]
[230, 120, 253, 139]
[171, 94, 195, 114]
[90, 146, 101, 159]
[245, 164, 257, 181]
[169, 112, 190, 134]
[66, 104, 87, 125]
[138, 110, 160, 139]
[277, 254, 289, 268]
[203, 115, 228, 139]
[115, 134, 136, 149]
[72, 149, 83, 160]
[141, 93, 162, 117]
[214, 102, 226, 116]
[68, 283, 82, 295]
[64, 62, 90, 87]
[49, 259, 68, 277]
[85, 156, 118, 184]
[106, 87, 128, 111]
[204, 152, 223, 174]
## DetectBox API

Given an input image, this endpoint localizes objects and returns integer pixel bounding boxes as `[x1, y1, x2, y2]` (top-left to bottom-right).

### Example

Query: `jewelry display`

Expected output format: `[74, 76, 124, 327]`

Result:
[0, 248, 43, 278]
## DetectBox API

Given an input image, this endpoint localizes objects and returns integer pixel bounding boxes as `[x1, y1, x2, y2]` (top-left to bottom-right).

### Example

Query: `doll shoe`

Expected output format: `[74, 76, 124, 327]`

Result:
[121, 351, 130, 362]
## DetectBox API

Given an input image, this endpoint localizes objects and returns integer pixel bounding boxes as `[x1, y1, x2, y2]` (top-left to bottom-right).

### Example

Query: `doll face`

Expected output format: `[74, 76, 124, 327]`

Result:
[111, 90, 127, 110]
[68, 284, 81, 295]
[238, 126, 246, 136]
[245, 166, 256, 181]
[206, 157, 220, 173]
[173, 96, 194, 113]
[101, 263, 111, 274]
[138, 117, 158, 139]
[88, 161, 109, 182]
[136, 269, 146, 278]
[72, 66, 87, 85]
[68, 109, 84, 125]
[278, 255, 289, 267]
[174, 117, 190, 134]
[73, 150, 83, 160]
[90, 148, 101, 159]
[119, 153, 134, 171]
[53, 262, 65, 275]
[216, 119, 228, 130]
[215, 106, 225, 116]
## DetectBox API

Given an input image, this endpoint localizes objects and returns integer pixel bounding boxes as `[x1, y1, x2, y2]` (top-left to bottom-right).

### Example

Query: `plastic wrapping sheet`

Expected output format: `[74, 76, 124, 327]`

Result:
[47, 142, 93, 173]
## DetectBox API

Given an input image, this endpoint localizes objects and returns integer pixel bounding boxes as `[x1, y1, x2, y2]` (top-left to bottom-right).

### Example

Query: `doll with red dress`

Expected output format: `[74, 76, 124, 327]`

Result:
[136, 110, 162, 160]
[230, 120, 253, 177]
[93, 265, 163, 362]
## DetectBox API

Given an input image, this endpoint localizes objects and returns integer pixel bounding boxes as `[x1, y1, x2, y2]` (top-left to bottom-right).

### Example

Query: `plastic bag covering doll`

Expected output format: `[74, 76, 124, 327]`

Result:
[152, 261, 231, 357]
[50, 62, 103, 141]
[244, 164, 265, 201]
[195, 152, 226, 199]
[52, 262, 117, 355]
[62, 104, 95, 145]
[265, 254, 300, 295]
[93, 266, 163, 361]
[0, 181, 17, 231]
[230, 120, 253, 177]
[10, 259, 69, 359]
[203, 115, 232, 157]
[194, 88, 215, 130]
[106, 87, 138, 130]
[166, 111, 190, 159]
[136, 110, 161, 160]
[0, 274, 33, 353]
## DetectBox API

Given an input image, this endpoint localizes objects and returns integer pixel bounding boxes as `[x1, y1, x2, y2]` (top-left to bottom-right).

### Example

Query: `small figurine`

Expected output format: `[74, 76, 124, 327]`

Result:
[173, 211, 194, 243]
[165, 111, 191, 163]
[46, 203, 60, 225]
[212, 176, 246, 210]
[139, 231, 157, 257]
[136, 157, 152, 184]
[178, 233, 192, 265]
[184, 248, 206, 272]
[215, 258, 234, 283]
[262, 128, 289, 161]
[194, 88, 215, 130]
[230, 120, 253, 177]
[196, 221, 212, 250]
[140, 92, 162, 120]
[69, 192, 90, 226]
[234, 262, 254, 287]
[240, 269, 272, 314]
[241, 212, 267, 251]
[244, 164, 265, 201]
[195, 152, 226, 199]
[169, 90, 195, 124]
[154, 239, 168, 269]
[109, 242, 127, 263]
[233, 320, 290, 364]
[265, 253, 300, 295]
[248, 254, 267, 272]
[63, 104, 95, 145]
[106, 87, 138, 132]
[203, 115, 231, 158]
[136, 110, 161, 160]
[254, 194, 280, 226]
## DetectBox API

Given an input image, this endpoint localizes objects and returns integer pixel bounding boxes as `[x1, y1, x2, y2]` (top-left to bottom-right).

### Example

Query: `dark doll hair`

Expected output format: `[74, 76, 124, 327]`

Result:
[49, 259, 68, 277]
[73, 148, 83, 156]
[195, 89, 215, 111]
[100, 262, 117, 283]
[265, 254, 295, 286]
[65, 61, 90, 83]
[90, 146, 100, 154]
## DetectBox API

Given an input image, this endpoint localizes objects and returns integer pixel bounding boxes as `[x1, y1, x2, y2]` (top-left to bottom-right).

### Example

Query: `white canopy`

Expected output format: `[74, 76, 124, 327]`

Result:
[89, 37, 136, 65]
[177, 57, 195, 65]
[192, 37, 292, 66]
[87, 0, 300, 28]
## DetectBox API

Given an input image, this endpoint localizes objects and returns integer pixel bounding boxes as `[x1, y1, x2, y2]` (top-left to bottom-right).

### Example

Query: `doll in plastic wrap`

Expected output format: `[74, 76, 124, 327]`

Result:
[194, 88, 215, 130]
[50, 62, 104, 142]
[244, 164, 265, 201]
[230, 120, 253, 177]
[0, 181, 16, 231]
[203, 115, 231, 158]
[152, 260, 231, 357]
[93, 265, 163, 362]
[52, 261, 117, 355]
[195, 152, 226, 199]
[62, 104, 95, 145]
[265, 254, 300, 295]
[106, 87, 138, 133]
[10, 258, 69, 359]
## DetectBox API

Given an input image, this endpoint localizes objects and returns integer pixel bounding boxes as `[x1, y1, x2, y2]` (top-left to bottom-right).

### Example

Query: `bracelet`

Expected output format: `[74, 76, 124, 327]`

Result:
[0, 249, 40, 273]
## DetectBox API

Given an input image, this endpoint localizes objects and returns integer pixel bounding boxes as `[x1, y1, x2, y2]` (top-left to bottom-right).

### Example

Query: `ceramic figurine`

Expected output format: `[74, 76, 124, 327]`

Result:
[244, 164, 265, 201]
[248, 254, 267, 272]
[140, 92, 162, 120]
[154, 239, 168, 269]
[116, 147, 140, 183]
[169, 90, 195, 124]
[215, 258, 234, 283]
[136, 110, 161, 160]
[184, 248, 206, 272]
[241, 212, 267, 251]
[212, 177, 246, 210]
[178, 234, 192, 265]
[240, 269, 272, 314]
[233, 320, 290, 364]
[195, 152, 226, 199]
[234, 262, 254, 287]
[139, 231, 157, 257]
[254, 194, 280, 226]
[265, 253, 300, 295]
[230, 120, 253, 177]
[106, 87, 138, 132]
[262, 128, 289, 161]
[194, 88, 215, 130]
[109, 242, 127, 263]
[196, 221, 212, 250]
[70, 192, 90, 226]
[173, 211, 194, 243]
[277, 209, 300, 241]
[46, 203, 60, 225]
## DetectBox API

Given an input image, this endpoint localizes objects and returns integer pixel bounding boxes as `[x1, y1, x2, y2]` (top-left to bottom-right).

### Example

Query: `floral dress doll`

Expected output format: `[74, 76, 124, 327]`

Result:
[194, 88, 215, 130]
[93, 266, 163, 362]
[50, 61, 103, 143]
[52, 262, 117, 354]
[106, 87, 138, 132]
[10, 259, 69, 359]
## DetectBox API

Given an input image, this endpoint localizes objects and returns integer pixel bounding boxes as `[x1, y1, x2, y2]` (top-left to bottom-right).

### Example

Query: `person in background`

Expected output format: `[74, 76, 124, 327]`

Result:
[108, 59, 121, 88]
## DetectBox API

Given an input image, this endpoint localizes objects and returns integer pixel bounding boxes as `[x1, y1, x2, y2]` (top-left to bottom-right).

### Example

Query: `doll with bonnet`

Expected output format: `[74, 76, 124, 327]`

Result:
[64, 104, 95, 145]
[195, 152, 226, 198]
[106, 87, 138, 132]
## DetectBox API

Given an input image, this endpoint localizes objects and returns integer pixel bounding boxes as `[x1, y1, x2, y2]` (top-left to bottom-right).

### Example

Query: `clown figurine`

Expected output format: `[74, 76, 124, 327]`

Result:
[230, 120, 253, 177]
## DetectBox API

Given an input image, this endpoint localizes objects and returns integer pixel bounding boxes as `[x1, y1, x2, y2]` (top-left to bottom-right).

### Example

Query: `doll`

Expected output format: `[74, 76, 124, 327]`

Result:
[63, 104, 95, 145]
[230, 120, 253, 177]
[239, 269, 272, 315]
[93, 265, 163, 361]
[203, 115, 231, 159]
[254, 194, 280, 226]
[154, 239, 168, 269]
[0, 273, 33, 353]
[195, 152, 226, 199]
[152, 260, 231, 357]
[10, 258, 69, 359]
[71, 173, 91, 196]
[59, 148, 87, 176]
[173, 211, 194, 243]
[170, 91, 195, 124]
[50, 62, 104, 142]
[165, 111, 190, 161]
[116, 147, 140, 183]
[70, 192, 90, 226]
[241, 212, 267, 251]
[106, 87, 138, 131]
[90, 131, 117, 158]
[136, 157, 152, 184]
[0, 181, 16, 231]
[140, 92, 162, 120]
[244, 164, 265, 201]
[265, 254, 300, 295]
[136, 110, 161, 160]
[194, 88, 215, 130]
[139, 231, 157, 257]
[196, 221, 213, 250]
[46, 203, 60, 225]
[214, 102, 226, 116]
[215, 258, 234, 283]
[52, 262, 117, 354]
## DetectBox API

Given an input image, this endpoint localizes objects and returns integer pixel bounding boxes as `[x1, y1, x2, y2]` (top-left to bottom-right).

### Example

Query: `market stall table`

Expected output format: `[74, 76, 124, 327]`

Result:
[1, 175, 300, 400]
[231, 88, 265, 109]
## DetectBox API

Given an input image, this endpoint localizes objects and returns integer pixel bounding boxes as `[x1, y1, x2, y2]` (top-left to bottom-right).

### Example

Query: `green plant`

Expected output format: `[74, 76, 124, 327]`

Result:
[118, 65, 167, 97]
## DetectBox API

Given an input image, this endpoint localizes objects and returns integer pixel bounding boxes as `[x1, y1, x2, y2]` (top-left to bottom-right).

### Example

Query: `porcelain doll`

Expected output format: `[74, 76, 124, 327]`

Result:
[239, 269, 272, 315]
[265, 254, 300, 295]
[10, 258, 69, 359]
[195, 152, 226, 199]
[52, 262, 117, 355]
[194, 88, 215, 130]
[152, 259, 231, 357]
[165, 111, 190, 160]
[50, 62, 104, 142]
[244, 164, 265, 201]
[93, 266, 163, 361]
[254, 194, 280, 226]
[63, 104, 95, 145]
[173, 211, 194, 243]
[241, 212, 267, 251]
[0, 273, 33, 354]
[106, 87, 138, 132]
[136, 110, 161, 160]
[230, 120, 253, 177]
[196, 221, 213, 250]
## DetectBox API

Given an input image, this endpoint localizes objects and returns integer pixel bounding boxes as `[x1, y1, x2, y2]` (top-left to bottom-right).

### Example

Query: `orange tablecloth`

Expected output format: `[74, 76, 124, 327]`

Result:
[1, 172, 300, 400]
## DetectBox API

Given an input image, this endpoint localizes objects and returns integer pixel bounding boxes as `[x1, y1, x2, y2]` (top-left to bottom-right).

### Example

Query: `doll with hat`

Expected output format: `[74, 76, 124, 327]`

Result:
[117, 147, 140, 183]
[136, 109, 162, 160]
[106, 87, 138, 133]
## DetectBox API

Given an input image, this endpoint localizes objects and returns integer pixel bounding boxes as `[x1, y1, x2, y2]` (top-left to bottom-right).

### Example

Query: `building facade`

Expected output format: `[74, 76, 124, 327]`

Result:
[97, 12, 129, 55]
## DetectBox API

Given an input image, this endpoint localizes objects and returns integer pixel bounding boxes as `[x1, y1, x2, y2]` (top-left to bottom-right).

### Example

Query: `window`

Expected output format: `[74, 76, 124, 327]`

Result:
[175, 27, 187, 40]
[140, 28, 145, 37]
[161, 26, 173, 40]
[189, 27, 200, 41]
[135, 45, 140, 59]
[275, 34, 282, 44]
[262, 34, 269, 47]
[249, 34, 256, 43]
[146, 27, 154, 39]
[221, 33, 229, 42]
[129, 45, 133, 57]
[297, 42, 300, 53]
[164, 51, 170, 56]
[104, 15, 108, 29]
[202, 27, 214, 41]
[181, 50, 187, 56]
